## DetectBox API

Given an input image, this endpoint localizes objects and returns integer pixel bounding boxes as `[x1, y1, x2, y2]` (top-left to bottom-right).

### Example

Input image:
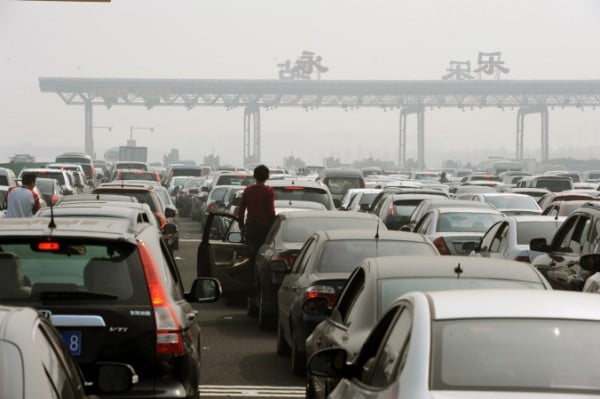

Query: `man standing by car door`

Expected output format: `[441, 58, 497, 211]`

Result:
[6, 172, 40, 218]
[237, 165, 276, 262]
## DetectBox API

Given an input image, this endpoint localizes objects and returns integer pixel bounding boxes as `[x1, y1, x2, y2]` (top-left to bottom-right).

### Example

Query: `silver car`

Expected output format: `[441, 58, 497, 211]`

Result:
[309, 289, 600, 398]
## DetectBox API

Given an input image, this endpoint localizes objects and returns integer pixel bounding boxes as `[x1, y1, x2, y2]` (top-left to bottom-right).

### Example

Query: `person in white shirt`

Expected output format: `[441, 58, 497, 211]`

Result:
[6, 173, 40, 218]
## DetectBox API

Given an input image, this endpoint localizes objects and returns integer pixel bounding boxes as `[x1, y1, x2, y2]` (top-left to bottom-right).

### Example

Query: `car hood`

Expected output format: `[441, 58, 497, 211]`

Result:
[430, 391, 597, 399]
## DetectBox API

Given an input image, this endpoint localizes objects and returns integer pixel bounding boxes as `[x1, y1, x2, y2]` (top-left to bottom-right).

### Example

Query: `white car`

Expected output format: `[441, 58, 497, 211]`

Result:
[309, 289, 600, 399]
[471, 215, 565, 262]
[456, 192, 542, 215]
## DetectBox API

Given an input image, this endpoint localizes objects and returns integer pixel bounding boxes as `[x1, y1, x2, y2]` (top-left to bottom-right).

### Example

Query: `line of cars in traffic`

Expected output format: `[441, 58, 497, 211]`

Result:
[193, 166, 600, 397]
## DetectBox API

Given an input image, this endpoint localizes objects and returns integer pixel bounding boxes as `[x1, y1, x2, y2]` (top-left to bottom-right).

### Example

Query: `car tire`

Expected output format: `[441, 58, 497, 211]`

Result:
[276, 319, 290, 357]
[291, 331, 306, 376]
[258, 290, 274, 330]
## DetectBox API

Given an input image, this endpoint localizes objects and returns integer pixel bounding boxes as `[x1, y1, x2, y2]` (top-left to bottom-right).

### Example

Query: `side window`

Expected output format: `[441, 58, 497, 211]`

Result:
[572, 216, 592, 251]
[418, 213, 433, 233]
[35, 324, 78, 399]
[553, 216, 580, 252]
[371, 194, 387, 216]
[365, 306, 412, 388]
[489, 223, 508, 253]
[332, 268, 365, 324]
[299, 239, 319, 274]
[291, 237, 314, 274]
[478, 221, 502, 251]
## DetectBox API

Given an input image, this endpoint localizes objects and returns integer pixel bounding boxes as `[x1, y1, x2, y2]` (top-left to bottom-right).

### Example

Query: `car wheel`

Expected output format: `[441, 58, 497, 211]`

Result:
[247, 296, 258, 318]
[276, 319, 290, 356]
[258, 290, 274, 330]
[291, 331, 306, 376]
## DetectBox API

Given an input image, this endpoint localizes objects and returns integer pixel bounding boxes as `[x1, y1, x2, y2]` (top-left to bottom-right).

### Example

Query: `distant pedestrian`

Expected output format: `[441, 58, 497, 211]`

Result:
[237, 165, 276, 260]
[6, 172, 40, 218]
[439, 171, 449, 183]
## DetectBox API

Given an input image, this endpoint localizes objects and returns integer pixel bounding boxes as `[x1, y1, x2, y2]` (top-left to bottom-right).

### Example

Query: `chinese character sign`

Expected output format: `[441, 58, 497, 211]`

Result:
[474, 52, 510, 78]
[442, 61, 473, 80]
[278, 51, 329, 80]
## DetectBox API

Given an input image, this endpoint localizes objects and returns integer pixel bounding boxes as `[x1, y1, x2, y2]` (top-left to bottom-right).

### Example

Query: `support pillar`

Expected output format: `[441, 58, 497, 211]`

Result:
[243, 105, 261, 166]
[398, 105, 425, 170]
[515, 105, 549, 162]
[84, 101, 94, 158]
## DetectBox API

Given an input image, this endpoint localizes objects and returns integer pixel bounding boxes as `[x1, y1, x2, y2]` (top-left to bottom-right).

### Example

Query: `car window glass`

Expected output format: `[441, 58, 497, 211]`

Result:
[489, 222, 508, 253]
[35, 324, 78, 399]
[553, 216, 579, 251]
[291, 237, 313, 274]
[478, 221, 502, 251]
[365, 307, 412, 388]
[415, 213, 432, 233]
[299, 239, 319, 274]
[334, 268, 365, 324]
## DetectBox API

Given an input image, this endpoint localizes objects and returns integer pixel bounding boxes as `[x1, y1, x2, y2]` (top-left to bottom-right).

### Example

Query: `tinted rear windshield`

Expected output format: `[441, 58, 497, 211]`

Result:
[94, 190, 157, 211]
[324, 177, 363, 194]
[516, 221, 562, 245]
[432, 319, 600, 394]
[56, 157, 91, 165]
[273, 186, 332, 209]
[393, 199, 423, 216]
[319, 240, 435, 273]
[0, 239, 148, 304]
[535, 179, 572, 192]
[172, 168, 202, 177]
[118, 171, 156, 181]
[215, 175, 252, 186]
[116, 163, 147, 171]
[281, 217, 379, 242]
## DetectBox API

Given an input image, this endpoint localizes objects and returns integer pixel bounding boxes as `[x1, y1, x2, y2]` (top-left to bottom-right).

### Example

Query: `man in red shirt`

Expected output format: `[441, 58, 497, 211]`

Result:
[237, 165, 275, 260]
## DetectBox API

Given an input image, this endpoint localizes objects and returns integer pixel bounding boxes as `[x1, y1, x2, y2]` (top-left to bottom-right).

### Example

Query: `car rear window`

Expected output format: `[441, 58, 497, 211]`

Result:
[94, 190, 158, 211]
[31, 171, 66, 185]
[281, 217, 381, 242]
[380, 278, 544, 316]
[437, 212, 503, 233]
[119, 171, 156, 181]
[172, 168, 202, 177]
[0, 239, 149, 304]
[319, 240, 435, 273]
[535, 179, 572, 192]
[359, 193, 379, 205]
[0, 176, 9, 185]
[516, 221, 562, 245]
[392, 200, 423, 216]
[215, 175, 252, 186]
[273, 186, 332, 209]
[116, 163, 147, 171]
[324, 177, 363, 195]
[483, 195, 539, 211]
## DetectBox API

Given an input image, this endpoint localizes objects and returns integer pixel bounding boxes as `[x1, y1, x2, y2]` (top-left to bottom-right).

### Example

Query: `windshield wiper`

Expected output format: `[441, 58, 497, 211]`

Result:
[39, 291, 119, 301]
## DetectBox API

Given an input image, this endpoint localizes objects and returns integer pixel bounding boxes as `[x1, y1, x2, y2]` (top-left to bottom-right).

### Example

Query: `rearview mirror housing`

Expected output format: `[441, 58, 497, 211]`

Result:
[163, 223, 177, 235]
[530, 237, 550, 253]
[307, 347, 348, 379]
[580, 254, 600, 273]
[186, 277, 222, 303]
[164, 206, 177, 218]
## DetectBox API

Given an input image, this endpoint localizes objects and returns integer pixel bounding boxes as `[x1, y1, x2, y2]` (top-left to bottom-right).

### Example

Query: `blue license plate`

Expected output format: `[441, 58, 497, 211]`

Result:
[62, 331, 82, 356]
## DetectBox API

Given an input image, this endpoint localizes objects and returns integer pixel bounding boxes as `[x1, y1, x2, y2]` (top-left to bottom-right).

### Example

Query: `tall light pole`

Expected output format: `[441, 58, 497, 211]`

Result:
[129, 126, 154, 147]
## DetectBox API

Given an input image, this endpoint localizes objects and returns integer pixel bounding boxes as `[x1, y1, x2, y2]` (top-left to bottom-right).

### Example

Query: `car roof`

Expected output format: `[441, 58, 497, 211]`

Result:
[436, 206, 502, 214]
[424, 199, 492, 208]
[268, 179, 327, 189]
[316, 229, 429, 243]
[507, 214, 566, 222]
[425, 289, 600, 321]
[277, 210, 379, 220]
[0, 217, 139, 241]
[365, 256, 545, 283]
[58, 194, 139, 203]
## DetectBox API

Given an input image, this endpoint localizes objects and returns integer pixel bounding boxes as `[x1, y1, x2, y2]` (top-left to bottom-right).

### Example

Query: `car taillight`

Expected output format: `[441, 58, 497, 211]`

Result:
[271, 254, 296, 269]
[433, 237, 451, 255]
[514, 255, 530, 263]
[50, 194, 58, 205]
[305, 285, 338, 309]
[154, 211, 168, 230]
[207, 203, 216, 212]
[138, 241, 184, 356]
[387, 203, 396, 217]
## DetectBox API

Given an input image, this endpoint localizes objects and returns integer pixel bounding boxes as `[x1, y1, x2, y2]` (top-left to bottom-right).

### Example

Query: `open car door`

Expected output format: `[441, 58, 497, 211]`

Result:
[197, 211, 253, 301]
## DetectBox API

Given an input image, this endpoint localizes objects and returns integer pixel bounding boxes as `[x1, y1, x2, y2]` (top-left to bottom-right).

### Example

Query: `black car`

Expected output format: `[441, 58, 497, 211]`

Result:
[530, 201, 600, 290]
[0, 305, 138, 398]
[0, 216, 220, 399]
[252, 211, 387, 329]
[275, 229, 438, 375]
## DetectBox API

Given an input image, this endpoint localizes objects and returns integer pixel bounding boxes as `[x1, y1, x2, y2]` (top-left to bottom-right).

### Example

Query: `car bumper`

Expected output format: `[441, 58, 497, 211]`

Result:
[100, 378, 194, 399]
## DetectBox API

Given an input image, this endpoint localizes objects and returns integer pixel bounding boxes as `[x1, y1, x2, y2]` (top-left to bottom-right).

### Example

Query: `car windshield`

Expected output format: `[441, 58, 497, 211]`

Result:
[432, 319, 600, 394]
[281, 217, 380, 243]
[318, 240, 435, 273]
[324, 177, 362, 194]
[437, 212, 502, 232]
[0, 239, 146, 304]
[94, 190, 157, 211]
[379, 278, 544, 316]
[536, 179, 572, 192]
[484, 195, 539, 210]
[273, 186, 332, 209]
[516, 221, 562, 245]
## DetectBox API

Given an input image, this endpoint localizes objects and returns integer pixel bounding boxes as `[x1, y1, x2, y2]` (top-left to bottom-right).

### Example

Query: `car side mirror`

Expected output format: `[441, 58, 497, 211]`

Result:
[227, 232, 242, 243]
[93, 362, 138, 394]
[302, 297, 331, 316]
[186, 277, 222, 303]
[164, 206, 177, 218]
[359, 203, 370, 212]
[580, 254, 600, 273]
[307, 348, 348, 379]
[189, 188, 199, 194]
[530, 238, 550, 253]
[269, 260, 288, 273]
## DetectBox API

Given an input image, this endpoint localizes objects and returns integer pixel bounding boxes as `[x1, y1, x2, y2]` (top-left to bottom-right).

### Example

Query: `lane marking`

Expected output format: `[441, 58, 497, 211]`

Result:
[199, 385, 304, 398]
[178, 238, 202, 242]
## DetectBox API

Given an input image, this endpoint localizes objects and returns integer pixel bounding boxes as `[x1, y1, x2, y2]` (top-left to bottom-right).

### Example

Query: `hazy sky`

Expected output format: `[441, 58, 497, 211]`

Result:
[2, 0, 600, 167]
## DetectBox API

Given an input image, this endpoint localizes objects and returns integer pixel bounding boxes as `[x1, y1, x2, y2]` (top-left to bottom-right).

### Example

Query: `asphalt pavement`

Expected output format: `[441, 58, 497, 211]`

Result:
[174, 218, 305, 398]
